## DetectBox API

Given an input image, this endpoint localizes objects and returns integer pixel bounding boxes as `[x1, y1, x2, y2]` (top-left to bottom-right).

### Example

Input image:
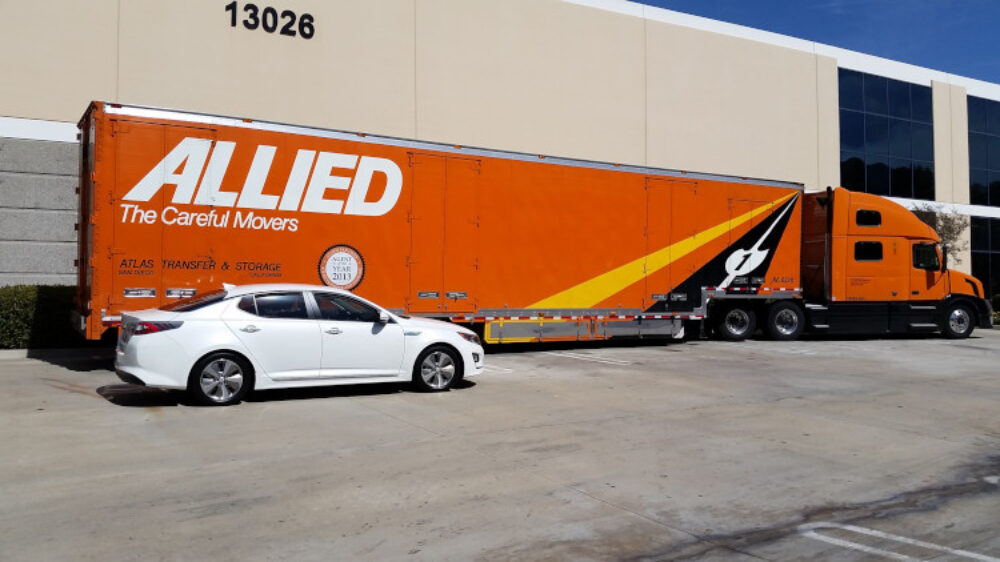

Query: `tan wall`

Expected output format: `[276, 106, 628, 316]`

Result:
[0, 0, 887, 190]
[931, 81, 972, 272]
[0, 0, 119, 121]
[416, 0, 646, 164]
[645, 22, 826, 187]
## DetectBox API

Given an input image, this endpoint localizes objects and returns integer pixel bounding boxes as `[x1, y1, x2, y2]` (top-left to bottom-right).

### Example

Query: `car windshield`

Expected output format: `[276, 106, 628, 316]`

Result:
[159, 289, 227, 312]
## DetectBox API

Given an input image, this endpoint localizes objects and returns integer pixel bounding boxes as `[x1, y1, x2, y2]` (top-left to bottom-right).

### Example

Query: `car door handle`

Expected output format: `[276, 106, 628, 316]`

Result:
[240, 325, 261, 333]
[325, 327, 342, 335]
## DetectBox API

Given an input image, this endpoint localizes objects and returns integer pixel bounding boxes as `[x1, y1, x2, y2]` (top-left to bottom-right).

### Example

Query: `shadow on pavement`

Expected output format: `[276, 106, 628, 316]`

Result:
[97, 378, 476, 408]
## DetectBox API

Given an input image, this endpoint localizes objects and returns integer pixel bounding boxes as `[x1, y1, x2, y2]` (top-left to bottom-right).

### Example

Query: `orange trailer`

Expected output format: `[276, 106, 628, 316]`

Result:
[74, 102, 991, 342]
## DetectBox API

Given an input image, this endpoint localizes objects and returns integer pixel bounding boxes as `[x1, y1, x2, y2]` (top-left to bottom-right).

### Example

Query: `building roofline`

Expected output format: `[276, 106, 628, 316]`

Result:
[566, 0, 1000, 101]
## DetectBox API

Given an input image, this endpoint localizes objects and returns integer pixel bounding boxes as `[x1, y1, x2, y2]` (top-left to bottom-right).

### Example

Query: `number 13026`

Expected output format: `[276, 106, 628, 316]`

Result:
[224, 1, 315, 40]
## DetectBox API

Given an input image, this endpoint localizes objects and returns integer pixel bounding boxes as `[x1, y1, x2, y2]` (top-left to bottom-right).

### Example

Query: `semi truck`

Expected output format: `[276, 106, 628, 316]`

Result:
[74, 102, 992, 343]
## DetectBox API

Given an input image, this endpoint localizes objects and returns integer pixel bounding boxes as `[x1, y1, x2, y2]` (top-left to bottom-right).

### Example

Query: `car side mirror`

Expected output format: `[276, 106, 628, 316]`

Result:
[378, 311, 390, 324]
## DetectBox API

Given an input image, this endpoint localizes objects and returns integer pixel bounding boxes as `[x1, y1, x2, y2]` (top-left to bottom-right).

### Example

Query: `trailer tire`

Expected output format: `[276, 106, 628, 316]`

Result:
[765, 301, 805, 341]
[940, 303, 975, 339]
[715, 305, 756, 341]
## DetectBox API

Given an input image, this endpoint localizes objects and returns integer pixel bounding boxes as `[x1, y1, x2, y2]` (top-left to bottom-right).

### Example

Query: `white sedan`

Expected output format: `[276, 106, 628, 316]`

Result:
[115, 284, 485, 406]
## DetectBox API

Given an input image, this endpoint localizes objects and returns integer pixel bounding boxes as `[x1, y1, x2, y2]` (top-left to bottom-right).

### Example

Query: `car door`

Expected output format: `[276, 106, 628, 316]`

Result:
[311, 292, 406, 379]
[223, 292, 322, 380]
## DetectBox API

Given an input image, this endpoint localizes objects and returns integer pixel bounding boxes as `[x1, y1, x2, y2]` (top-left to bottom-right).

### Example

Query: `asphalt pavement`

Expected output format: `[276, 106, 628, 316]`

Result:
[1, 330, 998, 561]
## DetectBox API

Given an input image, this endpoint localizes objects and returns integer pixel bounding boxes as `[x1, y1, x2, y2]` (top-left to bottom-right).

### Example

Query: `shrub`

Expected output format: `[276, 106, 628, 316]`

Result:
[0, 285, 90, 349]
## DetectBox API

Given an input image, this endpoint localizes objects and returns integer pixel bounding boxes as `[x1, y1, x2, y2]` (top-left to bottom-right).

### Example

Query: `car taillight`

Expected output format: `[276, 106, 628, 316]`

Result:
[132, 321, 183, 335]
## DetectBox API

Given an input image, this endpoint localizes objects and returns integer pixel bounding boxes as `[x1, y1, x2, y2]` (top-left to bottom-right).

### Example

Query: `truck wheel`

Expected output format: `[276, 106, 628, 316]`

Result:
[715, 305, 756, 341]
[412, 345, 461, 392]
[189, 352, 253, 406]
[766, 301, 804, 341]
[941, 303, 975, 339]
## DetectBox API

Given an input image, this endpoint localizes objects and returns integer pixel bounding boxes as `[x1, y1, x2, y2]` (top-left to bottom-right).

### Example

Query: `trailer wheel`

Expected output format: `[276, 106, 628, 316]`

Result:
[715, 305, 756, 341]
[766, 301, 804, 341]
[941, 303, 975, 339]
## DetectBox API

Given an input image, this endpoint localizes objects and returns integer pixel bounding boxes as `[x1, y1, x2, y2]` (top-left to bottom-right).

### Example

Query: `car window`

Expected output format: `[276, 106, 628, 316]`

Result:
[237, 295, 257, 315]
[252, 292, 309, 319]
[314, 293, 380, 322]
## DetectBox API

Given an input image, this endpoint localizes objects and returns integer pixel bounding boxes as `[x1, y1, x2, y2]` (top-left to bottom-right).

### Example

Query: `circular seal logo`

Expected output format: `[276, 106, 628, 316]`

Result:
[318, 245, 365, 290]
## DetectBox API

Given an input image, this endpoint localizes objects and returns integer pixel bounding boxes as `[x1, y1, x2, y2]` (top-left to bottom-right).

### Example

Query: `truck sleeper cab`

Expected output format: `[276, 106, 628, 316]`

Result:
[799, 187, 992, 338]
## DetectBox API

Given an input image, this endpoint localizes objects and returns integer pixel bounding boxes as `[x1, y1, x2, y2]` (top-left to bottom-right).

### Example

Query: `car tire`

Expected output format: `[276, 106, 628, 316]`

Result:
[412, 345, 461, 392]
[714, 305, 756, 341]
[189, 352, 253, 406]
[766, 301, 805, 341]
[941, 303, 975, 339]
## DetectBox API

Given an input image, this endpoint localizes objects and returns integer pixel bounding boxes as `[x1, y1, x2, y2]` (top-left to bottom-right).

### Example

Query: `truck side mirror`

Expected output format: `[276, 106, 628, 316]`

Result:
[941, 244, 949, 272]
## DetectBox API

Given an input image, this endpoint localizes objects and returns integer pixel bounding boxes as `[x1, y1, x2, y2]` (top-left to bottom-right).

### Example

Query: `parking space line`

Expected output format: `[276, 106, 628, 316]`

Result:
[797, 522, 1000, 561]
[542, 351, 632, 365]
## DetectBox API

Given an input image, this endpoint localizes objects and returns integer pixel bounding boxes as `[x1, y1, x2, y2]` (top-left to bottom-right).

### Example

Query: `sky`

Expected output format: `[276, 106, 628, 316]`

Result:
[638, 0, 1000, 85]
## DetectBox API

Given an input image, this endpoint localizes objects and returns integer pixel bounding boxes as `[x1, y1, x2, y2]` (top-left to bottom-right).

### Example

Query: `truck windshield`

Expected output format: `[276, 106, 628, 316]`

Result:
[159, 289, 228, 312]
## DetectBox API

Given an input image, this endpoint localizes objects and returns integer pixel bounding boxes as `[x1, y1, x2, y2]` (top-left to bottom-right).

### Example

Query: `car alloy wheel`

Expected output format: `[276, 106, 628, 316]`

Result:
[413, 346, 461, 392]
[190, 352, 252, 406]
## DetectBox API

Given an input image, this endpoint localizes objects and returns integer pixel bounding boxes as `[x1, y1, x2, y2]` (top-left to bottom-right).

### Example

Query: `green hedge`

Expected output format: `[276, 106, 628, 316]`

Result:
[0, 285, 92, 349]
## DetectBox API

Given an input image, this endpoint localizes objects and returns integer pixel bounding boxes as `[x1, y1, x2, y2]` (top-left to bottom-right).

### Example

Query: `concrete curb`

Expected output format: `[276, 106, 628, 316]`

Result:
[0, 347, 115, 360]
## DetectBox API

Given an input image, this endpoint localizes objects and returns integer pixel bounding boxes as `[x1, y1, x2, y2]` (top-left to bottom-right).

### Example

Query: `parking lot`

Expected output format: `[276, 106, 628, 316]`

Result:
[1, 331, 999, 561]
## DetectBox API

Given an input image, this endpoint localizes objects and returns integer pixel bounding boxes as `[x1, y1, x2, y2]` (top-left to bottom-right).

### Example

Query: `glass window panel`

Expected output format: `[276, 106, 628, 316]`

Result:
[968, 96, 988, 133]
[841, 151, 865, 190]
[854, 241, 883, 261]
[971, 217, 989, 251]
[989, 136, 1000, 171]
[865, 114, 889, 155]
[864, 74, 888, 114]
[910, 123, 933, 161]
[887, 79, 911, 118]
[866, 155, 890, 195]
[970, 169, 989, 205]
[993, 218, 1000, 250]
[889, 158, 912, 198]
[839, 68, 864, 111]
[971, 252, 989, 294]
[314, 293, 379, 322]
[254, 292, 309, 319]
[991, 252, 1000, 297]
[888, 119, 910, 157]
[991, 172, 1000, 207]
[840, 110, 865, 152]
[913, 162, 935, 200]
[989, 101, 1000, 136]
[911, 86, 932, 123]
[856, 209, 882, 227]
[970, 133, 989, 169]
[238, 295, 257, 315]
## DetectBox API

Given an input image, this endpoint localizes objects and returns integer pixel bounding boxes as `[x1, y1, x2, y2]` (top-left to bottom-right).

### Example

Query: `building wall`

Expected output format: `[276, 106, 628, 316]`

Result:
[0, 138, 78, 286]
[0, 0, 996, 285]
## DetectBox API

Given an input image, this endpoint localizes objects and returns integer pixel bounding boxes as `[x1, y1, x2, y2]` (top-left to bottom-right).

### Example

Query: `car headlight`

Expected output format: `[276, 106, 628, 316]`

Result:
[458, 331, 481, 346]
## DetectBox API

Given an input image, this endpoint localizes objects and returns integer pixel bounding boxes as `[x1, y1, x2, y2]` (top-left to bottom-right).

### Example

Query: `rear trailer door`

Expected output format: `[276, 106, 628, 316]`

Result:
[109, 121, 218, 313]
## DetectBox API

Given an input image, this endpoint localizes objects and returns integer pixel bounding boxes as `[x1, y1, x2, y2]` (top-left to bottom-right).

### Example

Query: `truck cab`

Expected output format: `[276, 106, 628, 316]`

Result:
[801, 187, 992, 338]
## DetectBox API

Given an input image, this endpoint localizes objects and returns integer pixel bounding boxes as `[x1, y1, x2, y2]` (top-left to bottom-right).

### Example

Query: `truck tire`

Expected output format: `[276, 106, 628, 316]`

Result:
[766, 301, 805, 341]
[715, 305, 756, 341]
[941, 303, 975, 339]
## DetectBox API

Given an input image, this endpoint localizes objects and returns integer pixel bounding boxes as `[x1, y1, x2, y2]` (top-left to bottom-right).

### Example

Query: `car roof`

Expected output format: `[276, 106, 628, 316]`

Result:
[223, 283, 352, 297]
